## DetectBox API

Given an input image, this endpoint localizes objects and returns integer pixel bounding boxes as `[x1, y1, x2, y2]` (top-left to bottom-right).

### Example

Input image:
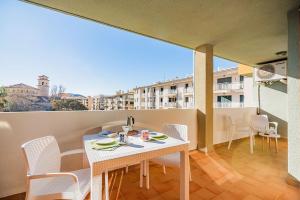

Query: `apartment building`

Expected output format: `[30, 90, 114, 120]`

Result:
[134, 76, 194, 110]
[133, 67, 254, 109]
[103, 90, 134, 110]
[213, 67, 254, 108]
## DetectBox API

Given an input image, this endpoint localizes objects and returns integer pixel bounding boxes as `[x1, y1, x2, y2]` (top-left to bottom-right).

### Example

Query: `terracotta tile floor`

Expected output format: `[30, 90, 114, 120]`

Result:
[2, 137, 299, 200]
[98, 137, 299, 200]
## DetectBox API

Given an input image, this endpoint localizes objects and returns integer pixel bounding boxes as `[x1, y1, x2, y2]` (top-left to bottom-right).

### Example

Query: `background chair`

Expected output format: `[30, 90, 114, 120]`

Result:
[250, 114, 280, 153]
[21, 136, 90, 200]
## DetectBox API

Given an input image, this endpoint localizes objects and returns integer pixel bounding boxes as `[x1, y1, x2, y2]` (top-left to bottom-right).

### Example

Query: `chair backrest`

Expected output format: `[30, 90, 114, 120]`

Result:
[162, 124, 188, 141]
[21, 136, 61, 175]
[250, 115, 269, 132]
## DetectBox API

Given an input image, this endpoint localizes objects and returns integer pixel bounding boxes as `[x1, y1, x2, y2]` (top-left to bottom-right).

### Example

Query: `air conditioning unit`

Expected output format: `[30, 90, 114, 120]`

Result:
[254, 60, 287, 82]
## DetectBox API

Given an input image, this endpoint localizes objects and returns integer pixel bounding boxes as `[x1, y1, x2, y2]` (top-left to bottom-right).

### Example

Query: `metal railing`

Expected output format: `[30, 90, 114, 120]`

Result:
[183, 87, 193, 93]
[214, 82, 244, 91]
[214, 102, 244, 108]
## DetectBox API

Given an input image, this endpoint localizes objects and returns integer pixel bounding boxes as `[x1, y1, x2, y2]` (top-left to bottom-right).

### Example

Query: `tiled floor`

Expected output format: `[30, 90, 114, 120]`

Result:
[2, 137, 300, 200]
[104, 137, 299, 200]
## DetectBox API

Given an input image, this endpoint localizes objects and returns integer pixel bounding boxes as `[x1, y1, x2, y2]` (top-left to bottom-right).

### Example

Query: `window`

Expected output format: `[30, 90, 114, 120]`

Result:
[168, 97, 176, 102]
[240, 95, 244, 103]
[143, 89, 145, 93]
[240, 75, 244, 82]
[160, 88, 163, 92]
[217, 77, 232, 84]
[42, 82, 44, 85]
[160, 98, 163, 102]
[185, 97, 189, 102]
[185, 83, 189, 88]
[170, 85, 176, 90]
[217, 95, 232, 102]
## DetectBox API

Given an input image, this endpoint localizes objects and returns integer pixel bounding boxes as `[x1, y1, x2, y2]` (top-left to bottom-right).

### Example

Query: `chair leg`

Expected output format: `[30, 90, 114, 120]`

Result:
[227, 126, 233, 150]
[268, 137, 271, 151]
[125, 166, 129, 173]
[253, 135, 256, 146]
[140, 161, 143, 188]
[275, 138, 278, 153]
[109, 171, 117, 198]
[162, 165, 166, 175]
[250, 133, 254, 154]
[143, 160, 147, 177]
[188, 158, 192, 181]
[115, 170, 124, 200]
[262, 136, 264, 151]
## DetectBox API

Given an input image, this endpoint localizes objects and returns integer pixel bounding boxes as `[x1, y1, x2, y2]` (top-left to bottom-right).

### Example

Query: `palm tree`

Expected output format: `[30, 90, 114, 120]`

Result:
[0, 87, 8, 111]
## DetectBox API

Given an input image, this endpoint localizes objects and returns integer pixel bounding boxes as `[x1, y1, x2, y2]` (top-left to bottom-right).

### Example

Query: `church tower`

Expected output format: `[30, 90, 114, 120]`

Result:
[37, 75, 49, 97]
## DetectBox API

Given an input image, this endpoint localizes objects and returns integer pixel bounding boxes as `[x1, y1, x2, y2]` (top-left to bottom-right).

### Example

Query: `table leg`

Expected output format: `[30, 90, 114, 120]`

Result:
[146, 160, 150, 190]
[180, 149, 189, 200]
[140, 161, 143, 188]
[91, 167, 102, 200]
[105, 170, 109, 200]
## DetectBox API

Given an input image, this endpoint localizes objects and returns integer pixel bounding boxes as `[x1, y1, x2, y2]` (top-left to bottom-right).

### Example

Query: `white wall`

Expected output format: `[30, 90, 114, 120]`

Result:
[0, 109, 197, 198]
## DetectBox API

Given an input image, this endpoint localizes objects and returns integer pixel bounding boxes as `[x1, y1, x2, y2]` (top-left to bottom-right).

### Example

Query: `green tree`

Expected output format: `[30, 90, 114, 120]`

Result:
[0, 87, 8, 111]
[51, 99, 88, 111]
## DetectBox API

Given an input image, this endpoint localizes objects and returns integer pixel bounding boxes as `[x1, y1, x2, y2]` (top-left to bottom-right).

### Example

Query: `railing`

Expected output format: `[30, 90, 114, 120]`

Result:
[168, 89, 177, 94]
[183, 102, 194, 108]
[214, 82, 244, 91]
[214, 102, 244, 108]
[183, 87, 193, 94]
[166, 102, 177, 107]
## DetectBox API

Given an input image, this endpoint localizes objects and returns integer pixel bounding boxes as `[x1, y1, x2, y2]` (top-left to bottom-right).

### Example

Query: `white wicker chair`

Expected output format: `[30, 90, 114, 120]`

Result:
[150, 124, 191, 185]
[21, 136, 90, 200]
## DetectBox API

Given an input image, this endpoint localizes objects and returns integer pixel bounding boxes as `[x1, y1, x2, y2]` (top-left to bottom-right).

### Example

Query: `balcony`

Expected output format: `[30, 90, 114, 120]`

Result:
[3, 1, 300, 199]
[1, 108, 297, 200]
[214, 82, 244, 93]
[183, 102, 194, 108]
[214, 102, 244, 108]
[183, 87, 193, 95]
[166, 102, 177, 108]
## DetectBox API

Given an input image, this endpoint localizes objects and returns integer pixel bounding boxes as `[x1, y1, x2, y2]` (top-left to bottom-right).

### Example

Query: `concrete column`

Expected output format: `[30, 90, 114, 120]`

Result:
[287, 8, 300, 183]
[194, 44, 214, 152]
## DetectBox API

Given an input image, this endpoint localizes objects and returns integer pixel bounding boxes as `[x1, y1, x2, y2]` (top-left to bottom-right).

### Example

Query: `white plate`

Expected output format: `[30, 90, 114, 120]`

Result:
[149, 132, 165, 137]
[95, 138, 116, 145]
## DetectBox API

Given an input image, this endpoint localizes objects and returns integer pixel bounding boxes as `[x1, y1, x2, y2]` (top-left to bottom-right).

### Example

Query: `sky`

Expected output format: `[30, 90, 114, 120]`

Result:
[0, 0, 237, 96]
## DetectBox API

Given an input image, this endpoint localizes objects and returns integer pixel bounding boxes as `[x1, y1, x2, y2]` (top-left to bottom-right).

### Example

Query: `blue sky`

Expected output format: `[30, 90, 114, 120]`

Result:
[0, 0, 237, 96]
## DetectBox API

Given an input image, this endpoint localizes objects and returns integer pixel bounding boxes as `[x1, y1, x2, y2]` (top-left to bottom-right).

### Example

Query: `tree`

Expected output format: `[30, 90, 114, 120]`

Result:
[0, 87, 8, 111]
[50, 85, 58, 98]
[51, 99, 88, 111]
[58, 85, 66, 94]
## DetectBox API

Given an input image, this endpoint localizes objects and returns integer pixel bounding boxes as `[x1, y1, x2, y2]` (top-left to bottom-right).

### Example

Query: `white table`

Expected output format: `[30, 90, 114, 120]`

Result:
[83, 134, 190, 200]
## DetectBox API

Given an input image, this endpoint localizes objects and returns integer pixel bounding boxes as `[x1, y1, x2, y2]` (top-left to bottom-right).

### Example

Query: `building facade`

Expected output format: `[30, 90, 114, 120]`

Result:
[4, 75, 49, 97]
[103, 90, 134, 111]
[134, 76, 194, 110]
[213, 67, 254, 108]
[133, 67, 254, 110]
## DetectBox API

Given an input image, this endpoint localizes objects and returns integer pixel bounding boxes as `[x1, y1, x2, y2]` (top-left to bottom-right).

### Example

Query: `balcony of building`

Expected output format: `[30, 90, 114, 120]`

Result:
[214, 82, 244, 93]
[2, 1, 300, 200]
[214, 102, 244, 108]
[183, 87, 193, 96]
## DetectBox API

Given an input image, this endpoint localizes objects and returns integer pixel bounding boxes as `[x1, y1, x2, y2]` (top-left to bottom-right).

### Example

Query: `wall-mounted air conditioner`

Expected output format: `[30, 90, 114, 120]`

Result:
[254, 60, 287, 82]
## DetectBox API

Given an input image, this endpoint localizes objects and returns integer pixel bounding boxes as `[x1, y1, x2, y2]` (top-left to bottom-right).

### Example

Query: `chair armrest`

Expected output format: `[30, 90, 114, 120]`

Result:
[61, 148, 85, 158]
[28, 172, 80, 193]
[28, 172, 79, 183]
[269, 122, 278, 130]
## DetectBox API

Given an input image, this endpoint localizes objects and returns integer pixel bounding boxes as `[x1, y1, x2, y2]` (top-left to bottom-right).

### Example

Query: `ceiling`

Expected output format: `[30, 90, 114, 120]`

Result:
[23, 0, 300, 66]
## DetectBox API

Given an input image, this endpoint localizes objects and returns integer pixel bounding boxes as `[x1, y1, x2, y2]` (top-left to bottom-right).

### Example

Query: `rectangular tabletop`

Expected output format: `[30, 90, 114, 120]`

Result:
[83, 134, 190, 200]
[83, 134, 189, 167]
